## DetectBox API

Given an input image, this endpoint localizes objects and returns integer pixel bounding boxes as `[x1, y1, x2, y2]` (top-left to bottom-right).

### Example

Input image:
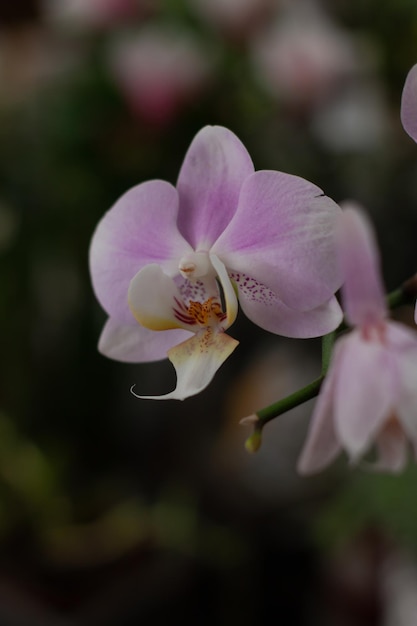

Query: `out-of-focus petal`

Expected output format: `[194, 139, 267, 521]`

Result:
[132, 329, 239, 400]
[388, 321, 417, 442]
[375, 419, 408, 473]
[176, 126, 254, 250]
[128, 264, 200, 331]
[98, 317, 192, 363]
[334, 331, 394, 460]
[337, 205, 387, 327]
[229, 270, 342, 337]
[210, 253, 238, 329]
[297, 342, 344, 474]
[90, 180, 192, 324]
[401, 63, 417, 143]
[212, 170, 342, 311]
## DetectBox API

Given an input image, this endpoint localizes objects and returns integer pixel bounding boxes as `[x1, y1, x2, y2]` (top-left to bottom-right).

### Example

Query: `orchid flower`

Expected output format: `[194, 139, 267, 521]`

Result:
[90, 125, 343, 400]
[400, 62, 417, 323]
[298, 205, 417, 474]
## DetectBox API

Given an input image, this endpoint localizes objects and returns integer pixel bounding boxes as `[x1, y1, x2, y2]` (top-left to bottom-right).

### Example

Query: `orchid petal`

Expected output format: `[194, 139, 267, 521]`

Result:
[337, 205, 387, 327]
[334, 331, 394, 460]
[375, 420, 408, 473]
[132, 329, 239, 400]
[297, 342, 344, 474]
[176, 126, 254, 250]
[212, 170, 342, 311]
[98, 317, 192, 363]
[400, 63, 417, 143]
[128, 264, 200, 331]
[388, 321, 417, 442]
[229, 270, 342, 337]
[90, 180, 192, 324]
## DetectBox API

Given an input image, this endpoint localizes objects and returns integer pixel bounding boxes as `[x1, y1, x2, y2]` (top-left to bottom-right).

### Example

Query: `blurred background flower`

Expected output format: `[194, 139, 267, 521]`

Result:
[1, 0, 417, 624]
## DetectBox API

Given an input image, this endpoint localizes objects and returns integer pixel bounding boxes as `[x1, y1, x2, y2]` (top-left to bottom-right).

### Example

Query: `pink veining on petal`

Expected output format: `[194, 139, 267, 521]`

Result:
[176, 125, 254, 250]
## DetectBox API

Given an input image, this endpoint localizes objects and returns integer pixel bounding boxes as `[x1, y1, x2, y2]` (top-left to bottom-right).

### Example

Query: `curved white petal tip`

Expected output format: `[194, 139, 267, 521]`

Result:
[131, 329, 239, 400]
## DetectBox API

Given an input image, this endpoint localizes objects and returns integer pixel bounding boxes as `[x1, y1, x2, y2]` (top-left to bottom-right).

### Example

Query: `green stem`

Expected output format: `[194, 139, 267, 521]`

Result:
[246, 277, 417, 447]
[257, 376, 324, 429]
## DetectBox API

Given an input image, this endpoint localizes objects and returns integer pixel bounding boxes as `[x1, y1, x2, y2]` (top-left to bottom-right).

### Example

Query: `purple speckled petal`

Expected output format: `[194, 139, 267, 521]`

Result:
[401, 63, 417, 143]
[90, 180, 192, 324]
[334, 331, 395, 460]
[98, 317, 192, 363]
[337, 205, 387, 328]
[297, 341, 344, 474]
[176, 126, 254, 250]
[212, 170, 342, 311]
[230, 270, 343, 337]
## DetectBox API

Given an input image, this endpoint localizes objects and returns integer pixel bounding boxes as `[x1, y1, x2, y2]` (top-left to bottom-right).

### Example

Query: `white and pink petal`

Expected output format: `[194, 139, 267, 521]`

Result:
[334, 331, 395, 460]
[297, 342, 345, 474]
[176, 125, 254, 250]
[98, 317, 192, 363]
[131, 328, 239, 400]
[229, 270, 342, 338]
[90, 180, 192, 324]
[212, 170, 342, 311]
[337, 205, 387, 328]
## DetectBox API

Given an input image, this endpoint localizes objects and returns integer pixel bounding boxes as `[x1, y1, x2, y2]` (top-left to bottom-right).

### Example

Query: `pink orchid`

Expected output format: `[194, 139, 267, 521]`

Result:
[90, 125, 343, 399]
[298, 205, 417, 474]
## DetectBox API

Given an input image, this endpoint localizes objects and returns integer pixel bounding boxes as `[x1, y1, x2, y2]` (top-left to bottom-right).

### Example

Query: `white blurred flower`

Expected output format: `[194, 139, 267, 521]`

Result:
[251, 0, 360, 107]
[191, 0, 274, 38]
[43, 0, 143, 30]
[108, 26, 213, 126]
[311, 82, 389, 152]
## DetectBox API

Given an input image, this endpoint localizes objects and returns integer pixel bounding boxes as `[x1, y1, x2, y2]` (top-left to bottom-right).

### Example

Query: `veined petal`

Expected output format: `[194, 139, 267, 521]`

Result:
[210, 253, 238, 329]
[212, 170, 342, 311]
[128, 264, 198, 331]
[297, 341, 344, 474]
[176, 126, 254, 250]
[401, 63, 417, 143]
[90, 180, 192, 324]
[229, 270, 342, 337]
[337, 205, 387, 327]
[334, 331, 394, 460]
[98, 317, 193, 363]
[132, 329, 239, 400]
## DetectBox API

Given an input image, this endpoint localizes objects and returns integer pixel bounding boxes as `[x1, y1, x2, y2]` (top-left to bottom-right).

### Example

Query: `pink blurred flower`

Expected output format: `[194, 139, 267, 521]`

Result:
[109, 27, 213, 127]
[251, 2, 358, 107]
[191, 0, 273, 39]
[90, 126, 343, 399]
[298, 206, 417, 474]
